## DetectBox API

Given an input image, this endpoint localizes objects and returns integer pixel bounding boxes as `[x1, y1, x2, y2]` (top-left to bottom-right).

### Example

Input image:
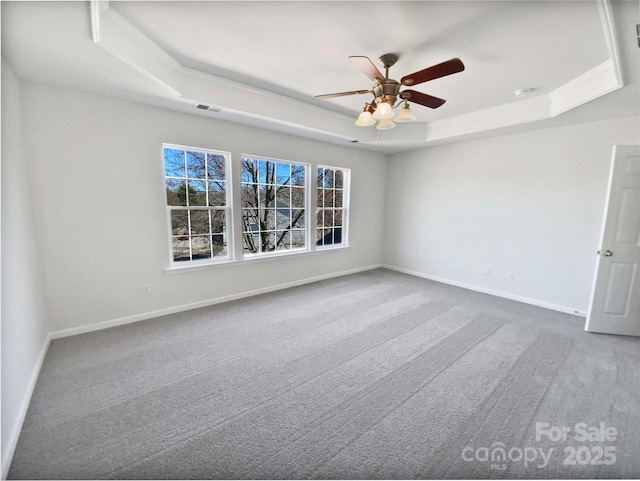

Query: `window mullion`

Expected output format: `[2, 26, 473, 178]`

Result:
[232, 155, 246, 260]
[310, 167, 317, 252]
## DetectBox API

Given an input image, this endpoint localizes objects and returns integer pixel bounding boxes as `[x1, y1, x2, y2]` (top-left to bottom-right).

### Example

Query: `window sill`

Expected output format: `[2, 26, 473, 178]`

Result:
[163, 245, 351, 275]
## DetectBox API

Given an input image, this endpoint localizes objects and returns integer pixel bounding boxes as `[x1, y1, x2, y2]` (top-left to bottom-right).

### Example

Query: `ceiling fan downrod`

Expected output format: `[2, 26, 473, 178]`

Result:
[377, 53, 399, 79]
[373, 54, 402, 108]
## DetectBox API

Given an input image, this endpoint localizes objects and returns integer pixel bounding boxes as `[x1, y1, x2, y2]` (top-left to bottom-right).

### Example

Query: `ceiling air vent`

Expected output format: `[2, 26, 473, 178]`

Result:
[195, 104, 222, 112]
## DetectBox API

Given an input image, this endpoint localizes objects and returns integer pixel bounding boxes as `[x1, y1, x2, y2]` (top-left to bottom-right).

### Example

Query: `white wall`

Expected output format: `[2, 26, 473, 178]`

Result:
[19, 83, 387, 334]
[384, 116, 640, 314]
[3, 65, 638, 476]
[1, 60, 50, 477]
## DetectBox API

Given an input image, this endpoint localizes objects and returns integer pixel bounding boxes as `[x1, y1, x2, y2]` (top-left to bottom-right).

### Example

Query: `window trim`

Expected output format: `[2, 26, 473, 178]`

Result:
[161, 145, 351, 271]
[163, 143, 233, 267]
[316, 164, 351, 250]
[239, 154, 311, 259]
[163, 244, 350, 274]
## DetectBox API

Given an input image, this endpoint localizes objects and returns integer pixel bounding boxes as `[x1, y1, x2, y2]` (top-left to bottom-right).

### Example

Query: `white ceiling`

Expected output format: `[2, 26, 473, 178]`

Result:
[112, 1, 609, 120]
[2, 1, 639, 153]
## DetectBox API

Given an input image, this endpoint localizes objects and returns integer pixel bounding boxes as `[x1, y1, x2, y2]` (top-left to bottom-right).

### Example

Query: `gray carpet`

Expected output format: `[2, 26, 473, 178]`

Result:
[8, 269, 640, 479]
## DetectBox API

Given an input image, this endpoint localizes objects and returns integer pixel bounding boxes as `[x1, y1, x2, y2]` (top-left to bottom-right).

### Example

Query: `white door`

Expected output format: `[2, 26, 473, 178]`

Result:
[586, 145, 640, 336]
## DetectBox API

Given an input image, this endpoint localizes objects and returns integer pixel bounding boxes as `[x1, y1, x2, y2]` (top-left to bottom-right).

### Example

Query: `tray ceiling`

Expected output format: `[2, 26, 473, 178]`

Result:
[2, 1, 638, 152]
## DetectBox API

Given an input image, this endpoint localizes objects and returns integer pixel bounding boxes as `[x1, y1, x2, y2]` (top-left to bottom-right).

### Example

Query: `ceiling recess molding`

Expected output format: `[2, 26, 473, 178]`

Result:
[89, 0, 624, 150]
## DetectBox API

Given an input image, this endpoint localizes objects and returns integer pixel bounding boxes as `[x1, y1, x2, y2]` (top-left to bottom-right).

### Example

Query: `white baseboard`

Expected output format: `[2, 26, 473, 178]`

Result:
[2, 333, 52, 480]
[50, 264, 383, 339]
[382, 264, 587, 317]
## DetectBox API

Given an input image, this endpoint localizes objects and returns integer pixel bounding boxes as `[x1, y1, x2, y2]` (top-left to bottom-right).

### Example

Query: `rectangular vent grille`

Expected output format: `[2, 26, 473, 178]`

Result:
[195, 104, 222, 113]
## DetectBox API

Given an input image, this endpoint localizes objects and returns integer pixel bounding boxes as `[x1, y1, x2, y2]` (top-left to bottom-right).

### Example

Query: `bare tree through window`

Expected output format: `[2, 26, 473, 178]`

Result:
[241, 157, 306, 254]
[317, 166, 348, 247]
[164, 146, 229, 263]
[163, 147, 346, 265]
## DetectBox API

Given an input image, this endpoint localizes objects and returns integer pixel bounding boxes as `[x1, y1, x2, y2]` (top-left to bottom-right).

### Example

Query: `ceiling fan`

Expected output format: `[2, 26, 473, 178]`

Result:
[316, 53, 465, 129]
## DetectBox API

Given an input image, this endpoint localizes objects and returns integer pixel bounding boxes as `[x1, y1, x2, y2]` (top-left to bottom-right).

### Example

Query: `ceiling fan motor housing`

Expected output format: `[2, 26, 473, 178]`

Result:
[373, 79, 401, 106]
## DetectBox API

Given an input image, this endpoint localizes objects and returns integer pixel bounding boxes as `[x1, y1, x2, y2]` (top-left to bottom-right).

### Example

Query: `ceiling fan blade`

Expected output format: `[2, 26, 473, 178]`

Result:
[315, 89, 371, 99]
[400, 90, 446, 109]
[401, 58, 465, 86]
[349, 56, 385, 82]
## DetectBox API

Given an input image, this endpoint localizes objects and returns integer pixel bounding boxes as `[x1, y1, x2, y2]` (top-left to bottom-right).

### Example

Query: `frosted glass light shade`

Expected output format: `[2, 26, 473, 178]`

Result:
[372, 101, 394, 120]
[376, 118, 396, 130]
[395, 103, 416, 122]
[355, 110, 375, 126]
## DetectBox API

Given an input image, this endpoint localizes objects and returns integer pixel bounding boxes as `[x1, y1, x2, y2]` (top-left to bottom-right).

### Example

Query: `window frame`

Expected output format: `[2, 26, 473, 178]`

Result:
[161, 145, 351, 271]
[163, 143, 233, 267]
[239, 154, 311, 259]
[316, 165, 350, 250]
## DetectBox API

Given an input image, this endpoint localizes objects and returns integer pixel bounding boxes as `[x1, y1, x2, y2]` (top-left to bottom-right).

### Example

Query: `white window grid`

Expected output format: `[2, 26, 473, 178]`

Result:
[240, 156, 309, 256]
[163, 144, 232, 265]
[316, 165, 350, 248]
[162, 145, 349, 268]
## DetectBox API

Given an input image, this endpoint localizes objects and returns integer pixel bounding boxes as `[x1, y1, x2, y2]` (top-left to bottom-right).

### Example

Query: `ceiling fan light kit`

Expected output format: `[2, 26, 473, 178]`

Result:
[395, 101, 416, 123]
[376, 118, 396, 130]
[355, 103, 376, 126]
[317, 53, 465, 129]
[372, 100, 394, 120]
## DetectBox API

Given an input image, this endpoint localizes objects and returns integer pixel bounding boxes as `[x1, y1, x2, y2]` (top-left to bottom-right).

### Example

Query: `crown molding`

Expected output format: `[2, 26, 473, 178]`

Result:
[596, 0, 623, 84]
[90, 0, 624, 150]
[549, 59, 622, 117]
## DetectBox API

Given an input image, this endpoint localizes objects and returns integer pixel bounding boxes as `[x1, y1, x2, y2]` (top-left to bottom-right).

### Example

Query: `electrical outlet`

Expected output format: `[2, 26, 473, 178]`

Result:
[484, 267, 492, 276]
[142, 284, 152, 295]
[506, 271, 515, 280]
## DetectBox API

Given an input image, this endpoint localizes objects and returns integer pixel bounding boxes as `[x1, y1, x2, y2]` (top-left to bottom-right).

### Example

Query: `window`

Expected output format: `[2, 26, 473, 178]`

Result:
[241, 156, 307, 255]
[163, 145, 230, 264]
[162, 145, 347, 268]
[317, 166, 349, 247]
